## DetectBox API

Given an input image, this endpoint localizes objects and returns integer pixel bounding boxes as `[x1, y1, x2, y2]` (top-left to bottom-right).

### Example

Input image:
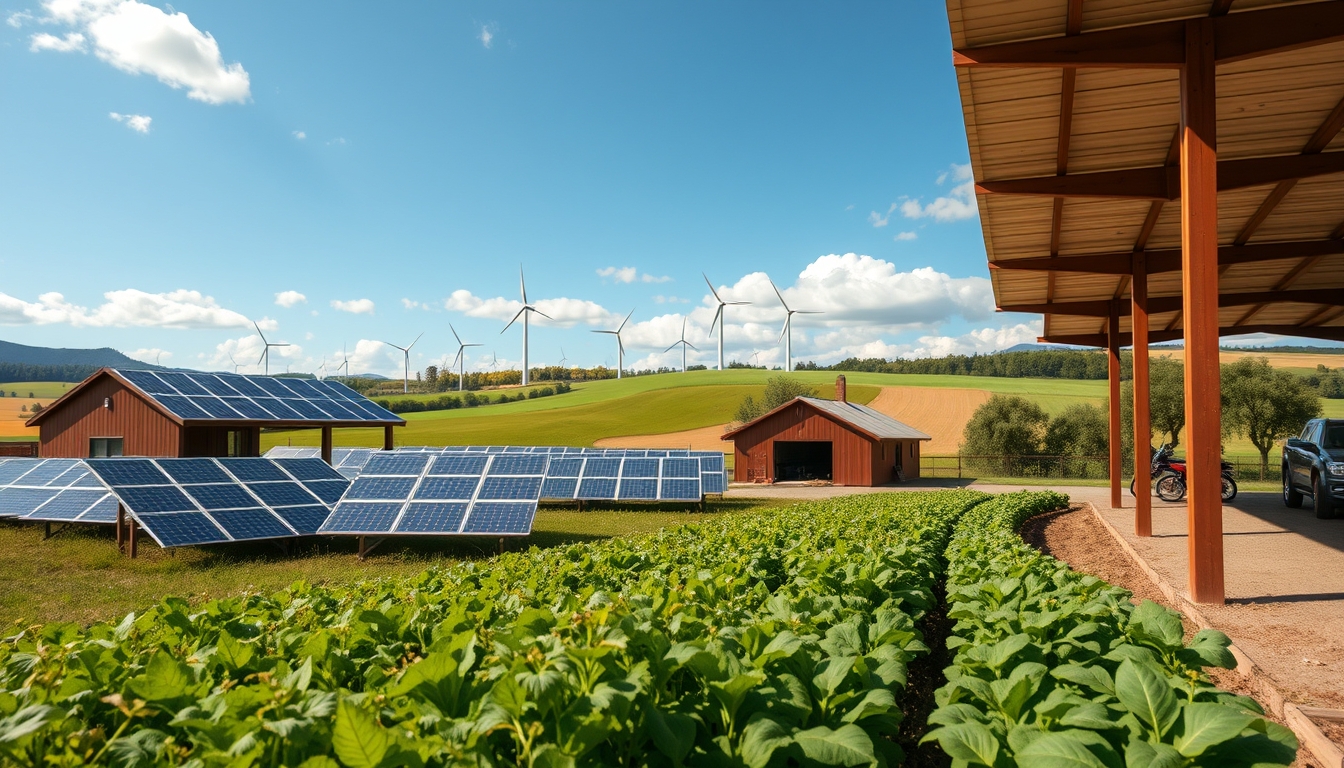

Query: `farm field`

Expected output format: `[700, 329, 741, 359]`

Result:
[1158, 348, 1344, 375]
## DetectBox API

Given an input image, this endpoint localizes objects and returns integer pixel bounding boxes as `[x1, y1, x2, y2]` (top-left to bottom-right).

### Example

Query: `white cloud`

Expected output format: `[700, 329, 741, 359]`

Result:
[653, 295, 690, 304]
[327, 137, 346, 146]
[292, 130, 306, 140]
[596, 266, 672, 284]
[894, 231, 917, 241]
[274, 290, 306, 308]
[402, 298, 433, 310]
[445, 290, 613, 327]
[127, 347, 170, 364]
[868, 203, 896, 228]
[208, 333, 301, 373]
[108, 111, 150, 133]
[32, 0, 250, 104]
[479, 23, 495, 48]
[30, 31, 85, 51]
[0, 288, 274, 330]
[331, 298, 375, 315]
[901, 163, 978, 222]
[8, 10, 34, 27]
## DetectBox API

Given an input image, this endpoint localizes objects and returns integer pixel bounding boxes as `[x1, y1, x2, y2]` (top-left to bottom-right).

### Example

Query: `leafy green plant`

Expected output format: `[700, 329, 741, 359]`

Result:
[923, 491, 1297, 767]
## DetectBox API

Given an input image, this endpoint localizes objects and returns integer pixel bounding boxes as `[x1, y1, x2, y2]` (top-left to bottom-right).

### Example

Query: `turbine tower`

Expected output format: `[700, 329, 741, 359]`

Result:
[558, 347, 569, 368]
[254, 322, 291, 376]
[227, 354, 241, 374]
[769, 278, 821, 372]
[664, 317, 697, 373]
[704, 274, 749, 372]
[501, 266, 551, 386]
[449, 323, 482, 392]
[381, 333, 423, 394]
[592, 309, 634, 379]
[336, 345, 351, 379]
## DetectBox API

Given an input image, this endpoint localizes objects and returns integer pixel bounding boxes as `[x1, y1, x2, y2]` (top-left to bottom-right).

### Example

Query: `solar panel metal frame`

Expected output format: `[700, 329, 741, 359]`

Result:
[0, 459, 119, 524]
[112, 369, 403, 425]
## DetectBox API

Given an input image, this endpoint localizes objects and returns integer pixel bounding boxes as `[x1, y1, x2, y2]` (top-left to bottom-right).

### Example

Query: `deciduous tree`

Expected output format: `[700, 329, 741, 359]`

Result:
[1221, 357, 1320, 473]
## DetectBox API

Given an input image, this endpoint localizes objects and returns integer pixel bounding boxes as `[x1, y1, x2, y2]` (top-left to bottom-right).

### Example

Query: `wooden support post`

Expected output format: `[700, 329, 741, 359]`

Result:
[1108, 304, 1123, 509]
[321, 426, 333, 466]
[116, 504, 125, 552]
[128, 517, 138, 559]
[1180, 18, 1225, 604]
[383, 425, 395, 451]
[44, 521, 51, 539]
[1132, 252, 1153, 536]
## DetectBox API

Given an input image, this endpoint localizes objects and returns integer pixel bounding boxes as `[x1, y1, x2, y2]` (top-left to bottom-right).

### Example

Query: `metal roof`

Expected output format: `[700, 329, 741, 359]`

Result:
[795, 397, 932, 441]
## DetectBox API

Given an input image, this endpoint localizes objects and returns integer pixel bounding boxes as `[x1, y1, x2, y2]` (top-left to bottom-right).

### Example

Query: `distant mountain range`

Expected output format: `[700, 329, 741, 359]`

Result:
[0, 339, 163, 369]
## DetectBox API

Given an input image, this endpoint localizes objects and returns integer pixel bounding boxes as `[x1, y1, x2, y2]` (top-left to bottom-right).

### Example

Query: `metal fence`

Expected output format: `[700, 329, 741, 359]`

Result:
[922, 454, 1279, 481]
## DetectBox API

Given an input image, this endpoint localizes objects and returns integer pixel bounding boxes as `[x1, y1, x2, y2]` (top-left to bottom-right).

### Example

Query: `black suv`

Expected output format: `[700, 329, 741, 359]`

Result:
[1283, 418, 1344, 519]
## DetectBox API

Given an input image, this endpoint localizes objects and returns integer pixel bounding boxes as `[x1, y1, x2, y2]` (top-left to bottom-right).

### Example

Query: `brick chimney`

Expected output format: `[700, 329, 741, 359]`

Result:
[836, 375, 847, 403]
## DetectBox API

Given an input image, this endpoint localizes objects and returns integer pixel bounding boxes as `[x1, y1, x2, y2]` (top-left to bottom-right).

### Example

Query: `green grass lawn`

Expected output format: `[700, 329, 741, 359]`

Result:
[0, 381, 76, 399]
[0, 498, 790, 628]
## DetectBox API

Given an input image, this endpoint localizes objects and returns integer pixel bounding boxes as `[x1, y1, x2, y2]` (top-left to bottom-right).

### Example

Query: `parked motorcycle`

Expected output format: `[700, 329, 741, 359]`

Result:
[1131, 444, 1237, 502]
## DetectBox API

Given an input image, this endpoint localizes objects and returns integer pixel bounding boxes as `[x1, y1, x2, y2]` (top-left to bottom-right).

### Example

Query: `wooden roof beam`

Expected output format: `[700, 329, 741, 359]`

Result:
[952, 2, 1344, 68]
[976, 149, 1344, 200]
[988, 238, 1344, 275]
[1040, 324, 1344, 347]
[1000, 288, 1344, 317]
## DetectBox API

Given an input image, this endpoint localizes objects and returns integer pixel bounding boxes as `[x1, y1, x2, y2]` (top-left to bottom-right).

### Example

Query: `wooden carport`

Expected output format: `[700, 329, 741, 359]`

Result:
[945, 0, 1344, 603]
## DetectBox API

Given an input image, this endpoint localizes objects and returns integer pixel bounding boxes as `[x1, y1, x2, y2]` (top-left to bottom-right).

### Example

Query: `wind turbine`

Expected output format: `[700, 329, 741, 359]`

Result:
[316, 358, 327, 380]
[704, 274, 750, 372]
[664, 317, 697, 373]
[336, 345, 351, 379]
[769, 278, 821, 372]
[381, 333, 423, 393]
[501, 267, 551, 386]
[449, 323, 482, 392]
[227, 353, 242, 374]
[558, 347, 569, 368]
[254, 322, 291, 376]
[490, 352, 499, 373]
[592, 309, 634, 379]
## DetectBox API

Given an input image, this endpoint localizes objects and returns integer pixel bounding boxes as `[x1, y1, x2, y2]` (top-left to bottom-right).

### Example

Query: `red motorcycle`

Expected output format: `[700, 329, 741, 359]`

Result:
[1132, 444, 1237, 502]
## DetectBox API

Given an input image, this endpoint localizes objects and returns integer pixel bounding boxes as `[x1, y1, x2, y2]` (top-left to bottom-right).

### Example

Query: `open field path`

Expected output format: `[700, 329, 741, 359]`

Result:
[864, 385, 988, 454]
[594, 424, 729, 452]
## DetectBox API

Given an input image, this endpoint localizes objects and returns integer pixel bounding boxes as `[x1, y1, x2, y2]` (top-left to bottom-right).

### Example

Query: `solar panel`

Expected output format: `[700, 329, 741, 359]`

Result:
[419, 449, 715, 502]
[112, 369, 403, 425]
[319, 453, 547, 537]
[85, 458, 348, 547]
[0, 459, 120, 524]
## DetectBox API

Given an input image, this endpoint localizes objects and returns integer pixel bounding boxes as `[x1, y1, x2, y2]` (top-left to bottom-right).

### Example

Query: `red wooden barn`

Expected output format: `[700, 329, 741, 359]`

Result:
[721, 376, 930, 486]
[26, 368, 403, 461]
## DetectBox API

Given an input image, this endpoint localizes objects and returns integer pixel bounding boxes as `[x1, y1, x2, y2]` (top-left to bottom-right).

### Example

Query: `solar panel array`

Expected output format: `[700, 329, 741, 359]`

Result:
[263, 446, 377, 478]
[0, 459, 118, 524]
[537, 455, 705, 501]
[423, 446, 728, 496]
[319, 452, 548, 536]
[85, 458, 349, 547]
[115, 369, 401, 424]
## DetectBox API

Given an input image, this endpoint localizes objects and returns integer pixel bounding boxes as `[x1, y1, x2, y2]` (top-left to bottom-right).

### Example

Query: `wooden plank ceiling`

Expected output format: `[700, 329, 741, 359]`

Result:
[947, 0, 1344, 346]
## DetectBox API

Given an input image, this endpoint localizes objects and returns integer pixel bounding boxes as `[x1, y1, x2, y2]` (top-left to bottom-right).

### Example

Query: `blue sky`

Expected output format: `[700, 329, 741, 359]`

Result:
[0, 1, 1047, 377]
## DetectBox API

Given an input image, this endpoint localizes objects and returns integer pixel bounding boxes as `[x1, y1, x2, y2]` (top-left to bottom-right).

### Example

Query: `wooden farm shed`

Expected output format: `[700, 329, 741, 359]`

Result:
[721, 377, 931, 486]
[27, 368, 403, 462]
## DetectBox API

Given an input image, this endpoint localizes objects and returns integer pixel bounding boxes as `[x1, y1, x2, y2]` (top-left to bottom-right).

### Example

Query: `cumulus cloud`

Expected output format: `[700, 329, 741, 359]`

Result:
[445, 290, 613, 327]
[31, 0, 250, 104]
[274, 290, 306, 308]
[109, 111, 150, 132]
[596, 266, 672, 284]
[0, 289, 273, 330]
[331, 298, 375, 315]
[901, 163, 977, 222]
[894, 231, 917, 241]
[868, 203, 896, 228]
[653, 295, 690, 304]
[127, 347, 170, 364]
[8, 10, 34, 27]
[479, 23, 495, 48]
[292, 130, 306, 140]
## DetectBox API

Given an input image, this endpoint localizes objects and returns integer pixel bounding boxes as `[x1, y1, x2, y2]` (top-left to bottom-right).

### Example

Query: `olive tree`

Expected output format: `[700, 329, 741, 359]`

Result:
[961, 395, 1047, 474]
[1221, 357, 1320, 473]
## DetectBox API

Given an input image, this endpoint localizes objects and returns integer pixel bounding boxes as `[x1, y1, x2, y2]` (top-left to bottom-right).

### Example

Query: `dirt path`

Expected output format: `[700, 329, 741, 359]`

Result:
[594, 424, 730, 452]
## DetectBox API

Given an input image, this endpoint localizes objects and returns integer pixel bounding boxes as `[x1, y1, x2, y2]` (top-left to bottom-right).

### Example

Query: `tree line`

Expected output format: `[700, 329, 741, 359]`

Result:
[375, 381, 572, 414]
[0, 362, 100, 383]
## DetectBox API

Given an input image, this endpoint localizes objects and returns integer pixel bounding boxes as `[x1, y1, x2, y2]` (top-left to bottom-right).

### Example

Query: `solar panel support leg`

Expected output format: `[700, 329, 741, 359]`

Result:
[499, 537, 505, 556]
[357, 536, 385, 560]
[44, 522, 50, 539]
[383, 425, 395, 451]
[577, 500, 584, 512]
[321, 427, 334, 466]
[129, 519, 138, 559]
[116, 504, 125, 553]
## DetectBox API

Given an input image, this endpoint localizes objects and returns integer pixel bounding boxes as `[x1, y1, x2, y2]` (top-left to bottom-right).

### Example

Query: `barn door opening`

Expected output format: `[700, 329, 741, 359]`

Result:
[774, 441, 832, 482]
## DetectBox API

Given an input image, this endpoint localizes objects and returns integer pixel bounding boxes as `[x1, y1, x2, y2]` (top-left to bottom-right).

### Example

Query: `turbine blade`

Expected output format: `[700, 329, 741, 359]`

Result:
[592, 329, 615, 335]
[519, 265, 527, 304]
[685, 341, 698, 350]
[253, 321, 267, 344]
[502, 307, 526, 332]
[618, 308, 634, 332]
[274, 342, 292, 347]
[408, 332, 424, 351]
[532, 308, 553, 320]
[257, 349, 266, 365]
[796, 310, 822, 314]
[778, 318, 789, 344]
[703, 273, 722, 303]
[769, 277, 790, 312]
[727, 301, 751, 306]
[450, 323, 462, 345]
[710, 305, 723, 333]
[664, 342, 679, 353]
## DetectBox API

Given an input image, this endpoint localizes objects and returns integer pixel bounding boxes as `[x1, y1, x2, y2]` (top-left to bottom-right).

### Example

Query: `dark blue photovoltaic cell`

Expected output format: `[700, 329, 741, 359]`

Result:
[582, 459, 621, 478]
[275, 505, 329, 534]
[695, 453, 726, 472]
[702, 473, 727, 494]
[251, 397, 303, 420]
[302, 480, 350, 505]
[46, 464, 89, 486]
[429, 455, 489, 475]
[0, 461, 35, 484]
[479, 476, 543, 500]
[211, 508, 295, 540]
[218, 459, 288, 482]
[80, 496, 118, 523]
[19, 460, 81, 485]
[247, 482, 317, 507]
[320, 502, 402, 533]
[276, 378, 323, 398]
[395, 502, 468, 533]
[157, 395, 212, 419]
[184, 483, 257, 510]
[488, 455, 548, 476]
[660, 479, 702, 501]
[548, 458, 583, 478]
[24, 490, 107, 520]
[218, 375, 269, 398]
[662, 458, 700, 479]
[159, 459, 232, 485]
[72, 471, 106, 488]
[137, 513, 226, 546]
[621, 459, 659, 479]
[156, 372, 210, 396]
[344, 477, 417, 500]
[540, 477, 578, 499]
[310, 399, 361, 420]
[619, 479, 658, 500]
[188, 396, 242, 418]
[577, 478, 618, 499]
[252, 377, 296, 398]
[415, 476, 480, 500]
[283, 399, 331, 420]
[85, 459, 170, 486]
[462, 502, 536, 534]
[317, 379, 362, 399]
[220, 397, 276, 420]
[116, 486, 198, 513]
[119, 369, 177, 395]
[0, 487, 58, 516]
[189, 374, 241, 397]
[275, 459, 345, 481]
[364, 454, 431, 475]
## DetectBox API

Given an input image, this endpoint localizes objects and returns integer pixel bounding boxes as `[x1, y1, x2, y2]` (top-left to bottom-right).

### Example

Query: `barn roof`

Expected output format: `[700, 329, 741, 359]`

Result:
[27, 368, 405, 429]
[721, 397, 932, 442]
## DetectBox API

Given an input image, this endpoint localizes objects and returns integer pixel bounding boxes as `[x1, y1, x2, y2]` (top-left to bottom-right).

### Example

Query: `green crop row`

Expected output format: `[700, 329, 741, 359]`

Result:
[923, 491, 1297, 767]
[0, 491, 990, 768]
